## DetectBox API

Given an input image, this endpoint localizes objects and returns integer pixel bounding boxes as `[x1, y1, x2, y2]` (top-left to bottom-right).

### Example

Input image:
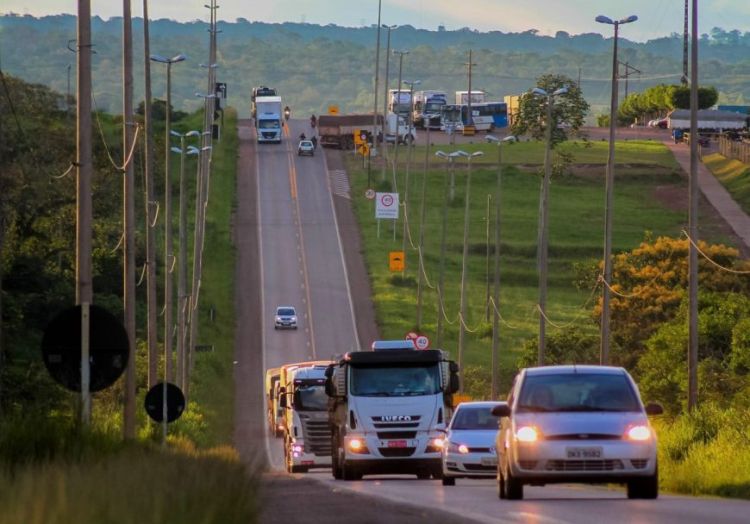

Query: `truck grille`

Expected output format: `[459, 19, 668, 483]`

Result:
[372, 415, 421, 429]
[302, 420, 332, 457]
[378, 447, 416, 458]
[545, 459, 624, 472]
[376, 431, 417, 439]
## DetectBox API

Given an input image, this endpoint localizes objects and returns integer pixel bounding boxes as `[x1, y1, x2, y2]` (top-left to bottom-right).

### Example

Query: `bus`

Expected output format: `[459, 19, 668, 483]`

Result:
[475, 102, 508, 129]
[440, 103, 494, 132]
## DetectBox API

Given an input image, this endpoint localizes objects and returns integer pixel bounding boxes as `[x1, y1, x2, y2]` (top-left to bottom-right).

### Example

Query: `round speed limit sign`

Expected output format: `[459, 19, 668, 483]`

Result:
[365, 188, 376, 199]
[415, 335, 430, 350]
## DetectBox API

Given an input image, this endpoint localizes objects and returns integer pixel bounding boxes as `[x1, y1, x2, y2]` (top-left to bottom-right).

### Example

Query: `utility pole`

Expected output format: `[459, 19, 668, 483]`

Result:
[372, 0, 382, 152]
[435, 155, 451, 350]
[682, 0, 689, 85]
[76, 0, 94, 425]
[687, 0, 699, 411]
[164, 60, 175, 384]
[401, 79, 420, 275]
[381, 25, 395, 182]
[142, 0, 158, 390]
[618, 61, 642, 100]
[491, 142, 502, 400]
[416, 125, 430, 330]
[122, 0, 137, 440]
[391, 50, 408, 193]
[465, 50, 476, 129]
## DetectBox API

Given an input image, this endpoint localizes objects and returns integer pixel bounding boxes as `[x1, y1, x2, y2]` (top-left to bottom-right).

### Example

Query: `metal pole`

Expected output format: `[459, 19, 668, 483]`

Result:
[372, 0, 382, 145]
[416, 125, 430, 329]
[164, 61, 174, 384]
[436, 157, 450, 350]
[142, 0, 158, 391]
[485, 194, 490, 321]
[683, 0, 689, 84]
[381, 26, 392, 182]
[393, 51, 406, 191]
[601, 22, 620, 366]
[538, 95, 553, 366]
[687, 0, 699, 411]
[178, 138, 188, 391]
[401, 80, 417, 275]
[457, 156, 473, 392]
[491, 143, 502, 400]
[466, 50, 474, 127]
[76, 0, 93, 426]
[122, 0, 137, 439]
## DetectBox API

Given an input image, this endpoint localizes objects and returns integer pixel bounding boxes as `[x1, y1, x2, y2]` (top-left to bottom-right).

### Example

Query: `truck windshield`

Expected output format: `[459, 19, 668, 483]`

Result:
[259, 119, 280, 129]
[350, 364, 441, 397]
[296, 384, 327, 411]
[425, 102, 445, 113]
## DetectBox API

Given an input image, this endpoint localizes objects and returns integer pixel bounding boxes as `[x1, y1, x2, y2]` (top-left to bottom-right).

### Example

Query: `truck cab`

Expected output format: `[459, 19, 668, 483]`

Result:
[413, 91, 447, 130]
[325, 342, 460, 480]
[255, 95, 283, 144]
[280, 363, 333, 473]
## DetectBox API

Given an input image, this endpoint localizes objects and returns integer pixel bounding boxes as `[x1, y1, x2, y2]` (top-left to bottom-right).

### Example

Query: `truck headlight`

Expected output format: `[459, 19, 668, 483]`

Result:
[347, 437, 369, 454]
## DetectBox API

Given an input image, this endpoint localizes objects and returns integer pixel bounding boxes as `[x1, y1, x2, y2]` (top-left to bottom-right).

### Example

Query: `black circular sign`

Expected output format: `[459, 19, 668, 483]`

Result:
[144, 382, 186, 423]
[41, 304, 129, 392]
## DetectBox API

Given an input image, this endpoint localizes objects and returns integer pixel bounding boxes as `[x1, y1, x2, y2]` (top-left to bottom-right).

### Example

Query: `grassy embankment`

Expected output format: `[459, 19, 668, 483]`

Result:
[348, 138, 735, 387]
[703, 152, 750, 215]
[0, 108, 256, 522]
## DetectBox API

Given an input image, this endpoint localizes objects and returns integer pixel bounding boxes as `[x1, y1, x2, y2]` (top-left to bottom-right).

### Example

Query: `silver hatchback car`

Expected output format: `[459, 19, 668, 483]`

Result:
[493, 365, 662, 500]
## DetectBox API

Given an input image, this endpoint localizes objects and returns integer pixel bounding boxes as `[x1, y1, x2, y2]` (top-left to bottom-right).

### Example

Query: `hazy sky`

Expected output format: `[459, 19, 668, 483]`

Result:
[2, 0, 749, 42]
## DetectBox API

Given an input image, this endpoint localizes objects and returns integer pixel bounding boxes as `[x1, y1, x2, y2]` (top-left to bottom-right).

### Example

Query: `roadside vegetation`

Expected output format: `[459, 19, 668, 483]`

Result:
[0, 75, 254, 521]
[703, 152, 750, 215]
[347, 130, 750, 497]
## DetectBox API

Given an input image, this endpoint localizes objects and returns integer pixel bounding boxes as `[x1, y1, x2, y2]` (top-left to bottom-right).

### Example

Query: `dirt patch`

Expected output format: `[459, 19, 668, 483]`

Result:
[653, 184, 688, 212]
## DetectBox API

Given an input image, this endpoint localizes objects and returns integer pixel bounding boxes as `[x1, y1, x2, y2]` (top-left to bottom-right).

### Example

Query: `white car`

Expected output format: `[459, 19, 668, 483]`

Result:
[494, 365, 662, 500]
[441, 401, 504, 486]
[297, 140, 315, 156]
[274, 306, 298, 329]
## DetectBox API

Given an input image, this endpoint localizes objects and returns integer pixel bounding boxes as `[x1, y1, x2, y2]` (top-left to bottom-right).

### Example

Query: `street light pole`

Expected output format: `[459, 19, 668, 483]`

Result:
[416, 123, 430, 330]
[687, 0, 699, 411]
[392, 50, 408, 192]
[457, 150, 483, 392]
[381, 25, 396, 182]
[401, 79, 420, 274]
[372, 0, 382, 150]
[434, 150, 456, 350]
[596, 14, 637, 365]
[533, 87, 567, 366]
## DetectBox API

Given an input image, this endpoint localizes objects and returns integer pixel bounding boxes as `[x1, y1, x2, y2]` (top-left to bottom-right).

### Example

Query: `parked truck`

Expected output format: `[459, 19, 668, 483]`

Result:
[388, 89, 412, 118]
[279, 362, 333, 473]
[255, 95, 283, 143]
[324, 340, 460, 480]
[318, 114, 383, 149]
[413, 90, 447, 130]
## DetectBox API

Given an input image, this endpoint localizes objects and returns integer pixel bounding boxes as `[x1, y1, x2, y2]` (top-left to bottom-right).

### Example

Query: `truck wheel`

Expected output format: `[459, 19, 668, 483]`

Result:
[442, 476, 455, 486]
[291, 466, 308, 474]
[342, 461, 361, 481]
[332, 437, 343, 479]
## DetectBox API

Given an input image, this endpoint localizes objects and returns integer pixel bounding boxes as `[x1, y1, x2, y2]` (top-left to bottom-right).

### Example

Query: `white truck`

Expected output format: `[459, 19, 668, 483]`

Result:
[324, 340, 460, 480]
[384, 112, 417, 144]
[388, 89, 413, 118]
[279, 363, 333, 473]
[255, 95, 283, 143]
[413, 90, 448, 130]
[455, 90, 486, 105]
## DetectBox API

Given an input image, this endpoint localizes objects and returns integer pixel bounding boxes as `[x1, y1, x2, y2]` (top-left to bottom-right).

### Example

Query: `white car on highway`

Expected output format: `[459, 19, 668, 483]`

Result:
[493, 365, 662, 500]
[441, 401, 504, 486]
[274, 306, 298, 330]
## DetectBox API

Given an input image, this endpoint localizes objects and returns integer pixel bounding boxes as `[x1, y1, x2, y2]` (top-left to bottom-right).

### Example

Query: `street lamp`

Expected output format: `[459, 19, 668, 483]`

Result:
[532, 86, 567, 367]
[150, 53, 186, 391]
[401, 79, 421, 271]
[596, 13, 637, 365]
[381, 24, 397, 182]
[391, 50, 409, 190]
[485, 134, 516, 400]
[170, 130, 200, 392]
[455, 150, 484, 393]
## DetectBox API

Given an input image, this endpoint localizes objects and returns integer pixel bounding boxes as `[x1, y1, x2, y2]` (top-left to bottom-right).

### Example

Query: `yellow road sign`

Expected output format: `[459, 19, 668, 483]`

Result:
[354, 129, 363, 145]
[358, 143, 370, 157]
[389, 251, 405, 272]
[452, 394, 472, 408]
[328, 105, 339, 115]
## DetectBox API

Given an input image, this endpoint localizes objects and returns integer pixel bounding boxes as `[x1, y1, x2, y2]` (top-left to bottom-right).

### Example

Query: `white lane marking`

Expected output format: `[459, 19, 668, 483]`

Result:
[329, 169, 351, 200]
[322, 157, 360, 352]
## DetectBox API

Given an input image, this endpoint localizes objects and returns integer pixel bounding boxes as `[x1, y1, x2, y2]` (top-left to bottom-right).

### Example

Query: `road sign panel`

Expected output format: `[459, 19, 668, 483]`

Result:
[376, 192, 399, 219]
[405, 332, 418, 342]
[365, 188, 376, 199]
[389, 251, 405, 272]
[415, 335, 430, 350]
[144, 382, 186, 423]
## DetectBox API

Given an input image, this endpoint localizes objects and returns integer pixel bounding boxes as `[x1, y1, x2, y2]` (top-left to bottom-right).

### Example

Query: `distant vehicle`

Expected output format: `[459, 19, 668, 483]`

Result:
[251, 86, 277, 119]
[384, 112, 417, 144]
[388, 89, 412, 118]
[325, 341, 460, 480]
[441, 103, 493, 132]
[318, 114, 384, 149]
[477, 102, 509, 129]
[413, 90, 447, 130]
[255, 95, 283, 144]
[493, 365, 663, 500]
[441, 401, 504, 486]
[274, 306, 298, 329]
[297, 140, 315, 156]
[455, 90, 486, 105]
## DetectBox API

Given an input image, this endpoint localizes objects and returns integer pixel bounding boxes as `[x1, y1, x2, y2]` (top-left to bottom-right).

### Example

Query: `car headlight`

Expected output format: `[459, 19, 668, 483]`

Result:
[275, 316, 282, 322]
[447, 442, 470, 454]
[626, 425, 652, 441]
[515, 426, 540, 443]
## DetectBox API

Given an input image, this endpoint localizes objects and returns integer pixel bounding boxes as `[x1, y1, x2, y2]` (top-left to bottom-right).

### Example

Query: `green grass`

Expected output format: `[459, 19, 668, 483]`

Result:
[655, 405, 750, 498]
[350, 138, 725, 390]
[703, 152, 750, 215]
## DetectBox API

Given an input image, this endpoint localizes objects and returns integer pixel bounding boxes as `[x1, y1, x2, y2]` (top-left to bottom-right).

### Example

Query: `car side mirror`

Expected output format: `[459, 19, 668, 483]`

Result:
[645, 402, 663, 416]
[491, 404, 511, 417]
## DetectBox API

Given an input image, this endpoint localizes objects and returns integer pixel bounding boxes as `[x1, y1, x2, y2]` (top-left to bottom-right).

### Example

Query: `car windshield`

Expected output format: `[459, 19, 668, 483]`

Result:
[296, 383, 327, 411]
[300, 141, 313, 147]
[450, 406, 499, 430]
[259, 119, 280, 129]
[350, 364, 441, 397]
[277, 308, 295, 316]
[516, 373, 640, 413]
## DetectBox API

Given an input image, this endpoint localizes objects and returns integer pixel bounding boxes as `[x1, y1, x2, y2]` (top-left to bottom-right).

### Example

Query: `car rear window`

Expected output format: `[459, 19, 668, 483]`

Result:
[450, 407, 499, 430]
[517, 373, 640, 413]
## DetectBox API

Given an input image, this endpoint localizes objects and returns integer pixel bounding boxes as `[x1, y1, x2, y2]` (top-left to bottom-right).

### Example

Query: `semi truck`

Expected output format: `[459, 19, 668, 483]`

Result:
[413, 90, 447, 130]
[255, 95, 283, 143]
[324, 340, 460, 480]
[318, 114, 383, 149]
[251, 86, 276, 119]
[279, 362, 333, 473]
[388, 89, 412, 118]
[265, 366, 284, 437]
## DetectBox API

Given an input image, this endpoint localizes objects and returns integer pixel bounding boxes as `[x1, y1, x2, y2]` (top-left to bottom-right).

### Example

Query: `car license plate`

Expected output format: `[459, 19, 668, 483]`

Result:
[387, 440, 407, 448]
[566, 447, 602, 459]
[481, 456, 498, 466]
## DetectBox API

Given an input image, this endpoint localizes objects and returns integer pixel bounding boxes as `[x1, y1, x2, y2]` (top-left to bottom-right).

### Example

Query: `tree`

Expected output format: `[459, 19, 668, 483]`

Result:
[511, 73, 589, 148]
[670, 85, 719, 109]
